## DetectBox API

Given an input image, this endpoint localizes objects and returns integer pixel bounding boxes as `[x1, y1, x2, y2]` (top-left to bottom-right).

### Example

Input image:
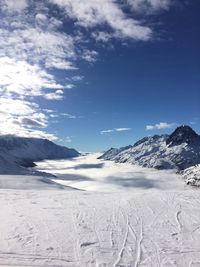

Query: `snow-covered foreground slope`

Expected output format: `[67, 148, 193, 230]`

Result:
[1, 189, 200, 266]
[1, 154, 199, 266]
[0, 175, 64, 190]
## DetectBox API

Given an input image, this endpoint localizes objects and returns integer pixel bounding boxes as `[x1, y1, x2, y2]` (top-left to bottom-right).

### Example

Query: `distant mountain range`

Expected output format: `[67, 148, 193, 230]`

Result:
[99, 125, 200, 173]
[0, 136, 79, 175]
[1, 126, 200, 187]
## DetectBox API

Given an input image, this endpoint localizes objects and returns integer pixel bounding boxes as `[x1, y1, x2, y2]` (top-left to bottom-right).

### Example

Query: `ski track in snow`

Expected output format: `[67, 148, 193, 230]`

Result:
[1, 190, 200, 266]
[1, 154, 200, 266]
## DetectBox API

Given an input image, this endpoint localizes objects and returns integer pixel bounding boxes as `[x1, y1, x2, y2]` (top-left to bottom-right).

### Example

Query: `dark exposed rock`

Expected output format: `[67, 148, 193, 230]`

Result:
[166, 125, 199, 147]
[100, 125, 200, 171]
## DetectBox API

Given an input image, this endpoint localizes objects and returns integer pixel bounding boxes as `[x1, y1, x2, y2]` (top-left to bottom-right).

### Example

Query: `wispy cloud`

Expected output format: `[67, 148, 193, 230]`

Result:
[0, 97, 57, 139]
[58, 136, 73, 145]
[101, 129, 115, 134]
[71, 75, 84, 82]
[0, 0, 177, 140]
[101, 127, 132, 134]
[127, 0, 172, 13]
[0, 57, 64, 97]
[61, 113, 77, 119]
[146, 122, 176, 130]
[50, 0, 152, 41]
[44, 91, 64, 101]
[1, 0, 28, 12]
[65, 136, 72, 143]
[115, 128, 132, 132]
[16, 117, 47, 128]
[49, 112, 78, 120]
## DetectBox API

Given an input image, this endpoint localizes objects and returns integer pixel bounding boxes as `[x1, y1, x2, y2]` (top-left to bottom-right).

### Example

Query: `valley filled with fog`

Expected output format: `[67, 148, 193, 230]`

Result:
[1, 155, 200, 266]
[35, 153, 186, 192]
[0, 0, 199, 265]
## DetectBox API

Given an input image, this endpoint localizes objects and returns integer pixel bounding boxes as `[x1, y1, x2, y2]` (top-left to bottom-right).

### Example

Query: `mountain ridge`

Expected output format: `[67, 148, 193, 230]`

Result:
[0, 135, 80, 175]
[99, 125, 200, 171]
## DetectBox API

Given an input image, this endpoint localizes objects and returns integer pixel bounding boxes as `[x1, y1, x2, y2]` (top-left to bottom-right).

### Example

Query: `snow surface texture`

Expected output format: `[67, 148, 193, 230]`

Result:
[1, 189, 200, 266]
[0, 175, 65, 190]
[0, 154, 200, 266]
[99, 126, 200, 171]
[0, 135, 79, 175]
[182, 164, 200, 187]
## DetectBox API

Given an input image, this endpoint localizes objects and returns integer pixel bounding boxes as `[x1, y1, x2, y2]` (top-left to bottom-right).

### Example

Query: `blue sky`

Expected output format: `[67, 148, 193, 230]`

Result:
[0, 0, 199, 152]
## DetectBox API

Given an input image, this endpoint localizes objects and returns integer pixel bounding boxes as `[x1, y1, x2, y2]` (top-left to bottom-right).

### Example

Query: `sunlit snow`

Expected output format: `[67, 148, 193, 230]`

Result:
[35, 153, 186, 192]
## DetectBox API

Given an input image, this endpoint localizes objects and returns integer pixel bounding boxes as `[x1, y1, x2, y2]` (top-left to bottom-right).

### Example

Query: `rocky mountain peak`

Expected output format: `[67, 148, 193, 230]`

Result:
[166, 125, 199, 146]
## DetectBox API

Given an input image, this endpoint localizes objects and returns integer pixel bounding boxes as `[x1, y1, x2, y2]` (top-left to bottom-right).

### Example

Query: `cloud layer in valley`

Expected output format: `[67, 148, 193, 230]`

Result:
[35, 153, 185, 192]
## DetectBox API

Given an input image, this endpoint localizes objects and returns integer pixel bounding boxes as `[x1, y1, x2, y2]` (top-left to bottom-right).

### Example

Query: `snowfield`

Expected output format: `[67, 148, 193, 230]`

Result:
[182, 164, 200, 187]
[0, 154, 200, 266]
[1, 190, 200, 266]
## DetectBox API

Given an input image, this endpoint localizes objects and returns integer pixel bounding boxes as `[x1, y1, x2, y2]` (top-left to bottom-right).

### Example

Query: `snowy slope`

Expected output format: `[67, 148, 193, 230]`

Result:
[0, 154, 200, 266]
[0, 135, 79, 175]
[99, 126, 200, 171]
[1, 189, 200, 266]
[0, 175, 65, 190]
[0, 135, 79, 164]
[181, 164, 200, 186]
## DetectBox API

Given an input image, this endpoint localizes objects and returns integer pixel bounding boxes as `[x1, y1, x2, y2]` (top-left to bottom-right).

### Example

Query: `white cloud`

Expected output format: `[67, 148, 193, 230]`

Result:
[50, 114, 59, 118]
[0, 98, 38, 116]
[115, 128, 132, 132]
[0, 0, 28, 12]
[35, 13, 49, 27]
[71, 75, 84, 82]
[101, 129, 115, 134]
[82, 50, 98, 63]
[65, 84, 75, 89]
[0, 126, 58, 140]
[0, 2, 73, 139]
[43, 109, 55, 114]
[0, 57, 64, 98]
[65, 136, 72, 143]
[92, 31, 113, 43]
[146, 122, 176, 130]
[101, 127, 132, 134]
[127, 0, 171, 13]
[17, 117, 47, 128]
[0, 97, 56, 140]
[48, 112, 78, 119]
[0, 0, 178, 140]
[44, 90, 64, 100]
[58, 136, 72, 143]
[61, 113, 77, 119]
[0, 27, 76, 70]
[50, 0, 152, 41]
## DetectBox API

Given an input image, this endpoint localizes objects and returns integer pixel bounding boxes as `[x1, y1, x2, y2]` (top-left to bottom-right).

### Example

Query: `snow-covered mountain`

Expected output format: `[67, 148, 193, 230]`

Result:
[181, 164, 200, 186]
[99, 125, 200, 171]
[0, 135, 79, 175]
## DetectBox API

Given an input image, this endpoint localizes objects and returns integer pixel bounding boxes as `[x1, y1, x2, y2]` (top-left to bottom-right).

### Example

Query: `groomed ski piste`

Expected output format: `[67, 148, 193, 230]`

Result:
[1, 154, 200, 266]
